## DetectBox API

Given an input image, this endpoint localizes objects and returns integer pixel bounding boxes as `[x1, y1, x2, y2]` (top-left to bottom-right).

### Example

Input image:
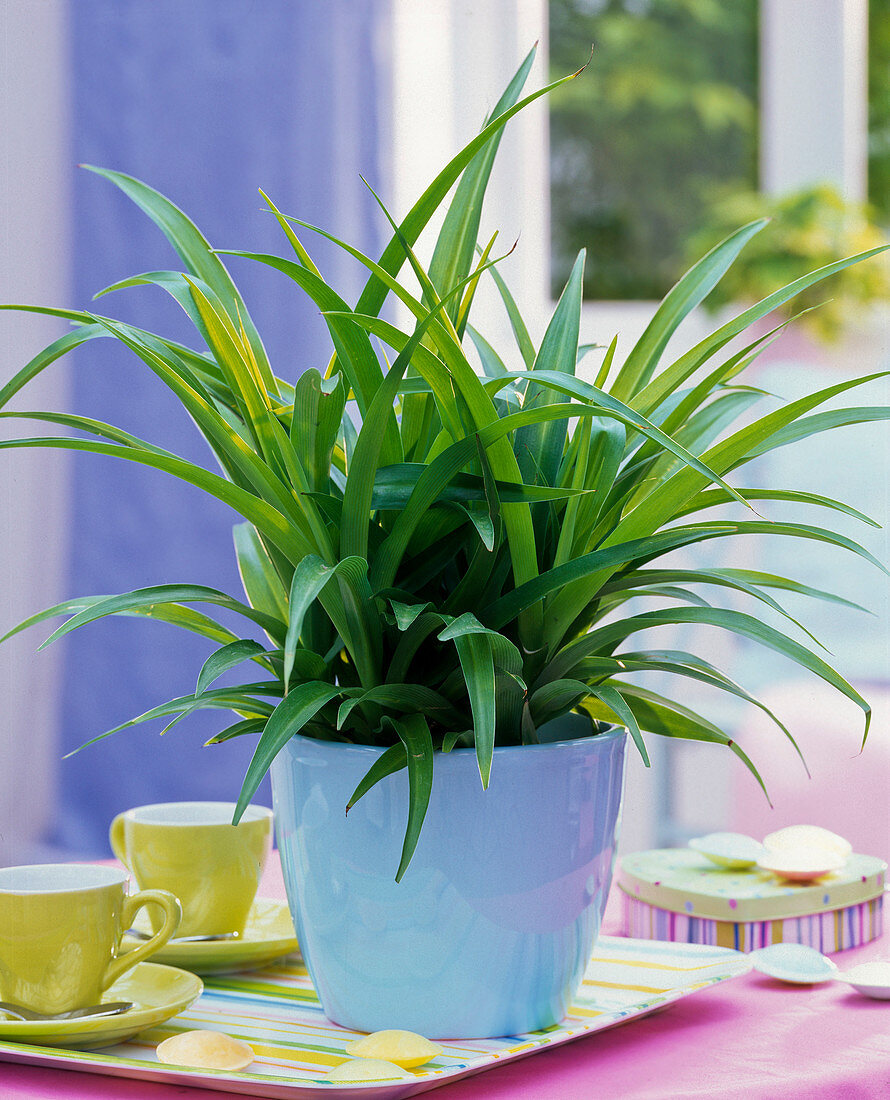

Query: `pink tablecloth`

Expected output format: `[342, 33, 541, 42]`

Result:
[3, 858, 889, 1100]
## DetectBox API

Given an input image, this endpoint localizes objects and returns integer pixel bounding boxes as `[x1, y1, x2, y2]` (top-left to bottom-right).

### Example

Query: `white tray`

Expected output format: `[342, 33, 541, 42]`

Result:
[0, 936, 750, 1099]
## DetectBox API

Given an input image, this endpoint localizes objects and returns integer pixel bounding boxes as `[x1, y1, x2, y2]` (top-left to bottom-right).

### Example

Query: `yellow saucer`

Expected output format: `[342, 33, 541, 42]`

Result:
[123, 897, 299, 974]
[0, 962, 201, 1050]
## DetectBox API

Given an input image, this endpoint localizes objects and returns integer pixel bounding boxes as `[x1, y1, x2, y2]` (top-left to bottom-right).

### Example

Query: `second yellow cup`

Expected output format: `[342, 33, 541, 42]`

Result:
[110, 801, 273, 938]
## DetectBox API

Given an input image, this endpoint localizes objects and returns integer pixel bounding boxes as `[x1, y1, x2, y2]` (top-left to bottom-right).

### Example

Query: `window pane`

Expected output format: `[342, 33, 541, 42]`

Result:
[869, 0, 890, 221]
[549, 0, 759, 300]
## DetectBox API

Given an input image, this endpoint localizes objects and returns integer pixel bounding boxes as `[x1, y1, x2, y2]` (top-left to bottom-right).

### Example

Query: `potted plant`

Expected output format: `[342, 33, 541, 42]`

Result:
[2, 51, 887, 1037]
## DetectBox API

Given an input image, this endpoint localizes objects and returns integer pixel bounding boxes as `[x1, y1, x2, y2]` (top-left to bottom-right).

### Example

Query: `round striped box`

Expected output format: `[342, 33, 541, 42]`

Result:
[617, 848, 886, 954]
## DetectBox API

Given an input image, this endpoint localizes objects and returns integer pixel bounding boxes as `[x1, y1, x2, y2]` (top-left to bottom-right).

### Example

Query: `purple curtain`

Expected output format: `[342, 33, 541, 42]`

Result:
[59, 0, 391, 854]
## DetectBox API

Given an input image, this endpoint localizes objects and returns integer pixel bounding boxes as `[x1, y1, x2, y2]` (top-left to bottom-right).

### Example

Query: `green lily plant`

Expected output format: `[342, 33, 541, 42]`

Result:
[3, 50, 888, 880]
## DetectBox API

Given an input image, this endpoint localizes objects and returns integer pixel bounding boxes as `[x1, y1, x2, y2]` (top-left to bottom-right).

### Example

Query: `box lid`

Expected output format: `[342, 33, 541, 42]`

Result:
[617, 848, 886, 922]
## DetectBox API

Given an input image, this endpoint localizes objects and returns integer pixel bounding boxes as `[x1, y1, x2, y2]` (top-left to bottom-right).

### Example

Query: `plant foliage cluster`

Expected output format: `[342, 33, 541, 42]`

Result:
[2, 51, 887, 877]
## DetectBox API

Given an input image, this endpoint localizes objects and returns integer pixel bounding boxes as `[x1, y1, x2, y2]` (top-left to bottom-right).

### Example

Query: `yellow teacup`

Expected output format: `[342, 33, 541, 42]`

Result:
[109, 802, 273, 938]
[0, 863, 180, 1016]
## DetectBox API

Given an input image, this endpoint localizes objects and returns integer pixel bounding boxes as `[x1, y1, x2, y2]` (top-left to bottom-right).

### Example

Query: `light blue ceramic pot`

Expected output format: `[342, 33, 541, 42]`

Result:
[271, 719, 627, 1038]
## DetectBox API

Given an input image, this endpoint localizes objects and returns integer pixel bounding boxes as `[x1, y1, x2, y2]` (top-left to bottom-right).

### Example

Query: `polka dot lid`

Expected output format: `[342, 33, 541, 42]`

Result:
[617, 848, 886, 922]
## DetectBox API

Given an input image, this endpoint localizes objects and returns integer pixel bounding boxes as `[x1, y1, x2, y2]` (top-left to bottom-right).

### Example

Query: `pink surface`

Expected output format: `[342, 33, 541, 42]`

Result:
[3, 857, 889, 1100]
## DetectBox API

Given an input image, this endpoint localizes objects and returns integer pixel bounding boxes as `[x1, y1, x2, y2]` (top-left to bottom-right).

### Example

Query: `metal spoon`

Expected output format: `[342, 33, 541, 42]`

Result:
[0, 1000, 133, 1022]
[126, 929, 236, 943]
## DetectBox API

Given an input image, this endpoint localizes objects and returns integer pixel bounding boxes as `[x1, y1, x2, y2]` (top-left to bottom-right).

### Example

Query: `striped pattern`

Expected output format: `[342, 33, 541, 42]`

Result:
[622, 892, 884, 953]
[0, 937, 749, 1098]
[617, 850, 886, 923]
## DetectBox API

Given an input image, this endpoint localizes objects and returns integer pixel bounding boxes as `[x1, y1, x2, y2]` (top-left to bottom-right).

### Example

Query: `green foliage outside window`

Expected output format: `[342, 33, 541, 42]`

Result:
[687, 185, 890, 342]
[549, 0, 759, 301]
[869, 0, 890, 221]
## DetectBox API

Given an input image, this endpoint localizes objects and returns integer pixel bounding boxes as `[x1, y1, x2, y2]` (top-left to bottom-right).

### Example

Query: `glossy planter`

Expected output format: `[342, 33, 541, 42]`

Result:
[271, 721, 627, 1038]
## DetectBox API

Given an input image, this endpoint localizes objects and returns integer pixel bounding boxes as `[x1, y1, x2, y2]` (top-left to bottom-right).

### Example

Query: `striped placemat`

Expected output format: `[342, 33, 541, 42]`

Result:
[0, 937, 751, 1099]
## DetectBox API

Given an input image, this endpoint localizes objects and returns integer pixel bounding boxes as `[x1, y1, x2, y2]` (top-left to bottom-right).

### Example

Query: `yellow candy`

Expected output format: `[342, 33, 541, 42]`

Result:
[345, 1029, 444, 1069]
[156, 1029, 255, 1071]
[326, 1058, 414, 1082]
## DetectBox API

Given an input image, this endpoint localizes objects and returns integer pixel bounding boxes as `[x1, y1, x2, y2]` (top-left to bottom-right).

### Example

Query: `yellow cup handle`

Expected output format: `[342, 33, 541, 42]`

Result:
[109, 813, 128, 866]
[102, 889, 181, 990]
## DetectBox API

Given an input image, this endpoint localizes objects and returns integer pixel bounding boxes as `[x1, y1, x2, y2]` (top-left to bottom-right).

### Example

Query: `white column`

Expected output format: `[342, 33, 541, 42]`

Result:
[390, 0, 552, 351]
[760, 0, 869, 198]
[0, 0, 71, 863]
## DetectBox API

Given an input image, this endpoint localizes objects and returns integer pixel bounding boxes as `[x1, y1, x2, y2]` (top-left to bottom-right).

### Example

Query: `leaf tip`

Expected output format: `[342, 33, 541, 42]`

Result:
[572, 44, 595, 80]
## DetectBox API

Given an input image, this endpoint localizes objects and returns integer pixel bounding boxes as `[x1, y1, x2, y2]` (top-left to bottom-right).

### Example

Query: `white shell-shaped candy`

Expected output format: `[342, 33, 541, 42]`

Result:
[345, 1029, 443, 1068]
[836, 959, 890, 999]
[688, 832, 765, 869]
[156, 1029, 254, 1071]
[326, 1058, 414, 1082]
[763, 825, 852, 859]
[749, 943, 838, 984]
[756, 847, 847, 881]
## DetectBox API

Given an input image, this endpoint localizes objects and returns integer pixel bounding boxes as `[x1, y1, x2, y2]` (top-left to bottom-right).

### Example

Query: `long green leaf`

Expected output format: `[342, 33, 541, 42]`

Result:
[484, 526, 728, 628]
[676, 487, 880, 527]
[292, 369, 346, 492]
[587, 684, 649, 766]
[284, 556, 378, 689]
[0, 435, 310, 566]
[453, 633, 496, 788]
[742, 406, 890, 462]
[65, 686, 278, 756]
[232, 523, 290, 629]
[215, 250, 401, 464]
[0, 324, 107, 409]
[82, 164, 277, 395]
[599, 567, 834, 650]
[337, 684, 460, 730]
[545, 369, 890, 645]
[609, 648, 805, 769]
[196, 639, 269, 696]
[204, 717, 268, 745]
[549, 604, 872, 743]
[346, 744, 407, 811]
[382, 714, 435, 882]
[485, 262, 537, 368]
[581, 684, 769, 800]
[632, 245, 889, 417]
[427, 46, 536, 316]
[486, 369, 752, 510]
[37, 584, 284, 650]
[371, 463, 590, 507]
[611, 219, 769, 401]
[354, 58, 583, 320]
[514, 250, 585, 488]
[234, 682, 343, 822]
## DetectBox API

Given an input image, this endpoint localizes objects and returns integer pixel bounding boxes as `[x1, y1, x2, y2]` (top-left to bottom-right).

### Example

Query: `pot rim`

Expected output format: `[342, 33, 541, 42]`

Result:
[287, 722, 626, 760]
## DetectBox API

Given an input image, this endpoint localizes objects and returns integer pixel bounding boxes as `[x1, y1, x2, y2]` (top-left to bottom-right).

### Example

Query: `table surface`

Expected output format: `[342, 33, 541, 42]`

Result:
[3, 857, 889, 1100]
